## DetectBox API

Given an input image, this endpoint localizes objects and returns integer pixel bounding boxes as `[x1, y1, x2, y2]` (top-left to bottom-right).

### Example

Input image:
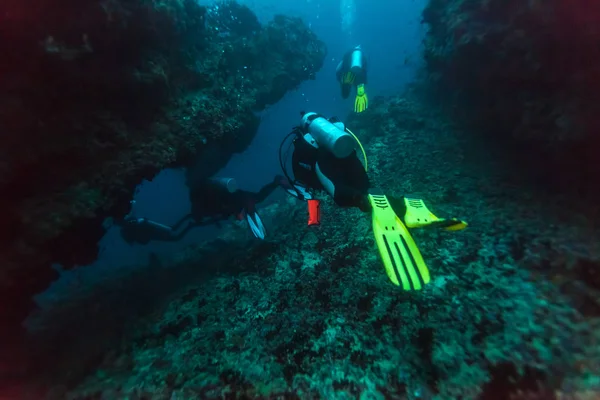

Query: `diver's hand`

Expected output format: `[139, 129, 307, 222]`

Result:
[274, 174, 291, 189]
[273, 174, 285, 184]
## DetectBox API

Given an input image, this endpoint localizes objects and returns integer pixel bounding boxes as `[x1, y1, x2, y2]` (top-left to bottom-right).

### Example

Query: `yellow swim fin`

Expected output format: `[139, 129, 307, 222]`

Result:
[343, 71, 355, 84]
[403, 197, 468, 231]
[354, 83, 368, 113]
[368, 192, 430, 290]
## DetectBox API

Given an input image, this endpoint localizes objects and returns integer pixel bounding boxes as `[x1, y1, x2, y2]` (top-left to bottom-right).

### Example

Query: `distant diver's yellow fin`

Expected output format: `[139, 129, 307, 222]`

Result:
[403, 197, 468, 231]
[354, 84, 368, 113]
[343, 71, 355, 84]
[368, 192, 430, 290]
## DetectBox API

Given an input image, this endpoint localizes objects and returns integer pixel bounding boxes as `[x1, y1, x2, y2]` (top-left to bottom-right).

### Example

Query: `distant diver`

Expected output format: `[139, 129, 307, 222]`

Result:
[117, 176, 285, 244]
[336, 45, 369, 113]
[279, 111, 468, 290]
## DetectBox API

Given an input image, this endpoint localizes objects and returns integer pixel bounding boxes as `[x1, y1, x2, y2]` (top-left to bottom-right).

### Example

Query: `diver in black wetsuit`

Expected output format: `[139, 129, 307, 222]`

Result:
[278, 111, 468, 291]
[280, 112, 372, 212]
[279, 112, 468, 224]
[117, 176, 284, 244]
[335, 45, 368, 113]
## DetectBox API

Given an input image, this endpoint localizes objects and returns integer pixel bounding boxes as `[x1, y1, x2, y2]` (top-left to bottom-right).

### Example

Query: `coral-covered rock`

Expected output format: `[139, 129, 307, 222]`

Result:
[31, 93, 600, 399]
[422, 0, 600, 190]
[0, 0, 325, 373]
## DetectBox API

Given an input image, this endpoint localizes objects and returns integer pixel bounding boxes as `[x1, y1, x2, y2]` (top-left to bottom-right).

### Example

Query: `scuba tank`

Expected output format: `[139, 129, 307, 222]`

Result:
[301, 112, 355, 158]
[208, 177, 238, 193]
[350, 46, 364, 76]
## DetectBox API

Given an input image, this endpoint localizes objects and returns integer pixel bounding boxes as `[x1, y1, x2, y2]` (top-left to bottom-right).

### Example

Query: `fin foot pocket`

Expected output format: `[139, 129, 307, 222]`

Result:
[368, 193, 430, 290]
[404, 197, 468, 231]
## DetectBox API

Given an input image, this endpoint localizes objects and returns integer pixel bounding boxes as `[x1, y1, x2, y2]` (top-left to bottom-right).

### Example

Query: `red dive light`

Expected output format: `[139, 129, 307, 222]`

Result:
[307, 199, 321, 226]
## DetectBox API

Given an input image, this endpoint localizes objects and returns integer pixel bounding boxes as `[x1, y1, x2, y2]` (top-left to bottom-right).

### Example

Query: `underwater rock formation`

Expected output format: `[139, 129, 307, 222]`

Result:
[0, 0, 325, 359]
[32, 94, 600, 399]
[422, 0, 600, 191]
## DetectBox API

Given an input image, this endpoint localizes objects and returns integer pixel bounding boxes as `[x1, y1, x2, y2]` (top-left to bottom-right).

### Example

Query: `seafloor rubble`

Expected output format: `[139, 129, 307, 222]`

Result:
[422, 0, 600, 193]
[0, 0, 325, 365]
[28, 93, 600, 399]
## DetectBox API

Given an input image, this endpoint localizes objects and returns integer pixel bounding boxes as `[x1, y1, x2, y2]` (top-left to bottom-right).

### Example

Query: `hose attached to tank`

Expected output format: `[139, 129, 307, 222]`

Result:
[345, 128, 368, 172]
[278, 129, 303, 199]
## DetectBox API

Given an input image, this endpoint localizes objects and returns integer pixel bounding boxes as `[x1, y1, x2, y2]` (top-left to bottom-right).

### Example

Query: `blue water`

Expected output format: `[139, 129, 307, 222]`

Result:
[36, 0, 427, 305]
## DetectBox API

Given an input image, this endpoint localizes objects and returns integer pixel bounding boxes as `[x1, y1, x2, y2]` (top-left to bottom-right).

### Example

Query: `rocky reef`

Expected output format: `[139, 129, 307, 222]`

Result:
[26, 93, 600, 399]
[422, 0, 600, 192]
[0, 0, 325, 364]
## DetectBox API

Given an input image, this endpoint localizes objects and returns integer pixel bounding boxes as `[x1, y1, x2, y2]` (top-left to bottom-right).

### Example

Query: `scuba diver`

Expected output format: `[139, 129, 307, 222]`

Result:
[117, 176, 284, 244]
[336, 45, 369, 113]
[279, 112, 468, 290]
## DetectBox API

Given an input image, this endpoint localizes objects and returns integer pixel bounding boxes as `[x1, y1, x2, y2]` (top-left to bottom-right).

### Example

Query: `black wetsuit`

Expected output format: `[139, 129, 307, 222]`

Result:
[189, 179, 281, 220]
[291, 126, 370, 211]
[290, 125, 406, 215]
[119, 179, 281, 244]
[317, 150, 371, 210]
